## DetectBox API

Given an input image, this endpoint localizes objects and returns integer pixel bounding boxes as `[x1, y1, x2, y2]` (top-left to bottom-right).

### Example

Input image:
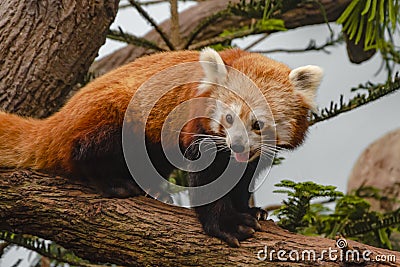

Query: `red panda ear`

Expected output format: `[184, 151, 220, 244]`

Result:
[198, 47, 228, 94]
[289, 65, 323, 111]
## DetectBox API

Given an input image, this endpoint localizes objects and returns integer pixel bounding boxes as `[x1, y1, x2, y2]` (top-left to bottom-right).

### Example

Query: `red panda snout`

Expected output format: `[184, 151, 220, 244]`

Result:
[230, 143, 245, 153]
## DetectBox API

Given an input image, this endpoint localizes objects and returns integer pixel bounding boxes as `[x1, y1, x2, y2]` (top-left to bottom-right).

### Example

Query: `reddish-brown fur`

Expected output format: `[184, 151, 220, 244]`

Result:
[0, 48, 318, 184]
[1, 51, 200, 172]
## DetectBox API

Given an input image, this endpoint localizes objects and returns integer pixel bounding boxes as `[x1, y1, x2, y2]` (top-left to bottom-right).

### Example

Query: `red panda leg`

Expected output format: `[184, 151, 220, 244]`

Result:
[187, 145, 263, 247]
[229, 163, 268, 221]
[70, 124, 143, 198]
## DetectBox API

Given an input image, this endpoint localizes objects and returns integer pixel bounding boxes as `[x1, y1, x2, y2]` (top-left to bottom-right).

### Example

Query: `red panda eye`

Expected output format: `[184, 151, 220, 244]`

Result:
[252, 121, 264, 130]
[225, 114, 233, 124]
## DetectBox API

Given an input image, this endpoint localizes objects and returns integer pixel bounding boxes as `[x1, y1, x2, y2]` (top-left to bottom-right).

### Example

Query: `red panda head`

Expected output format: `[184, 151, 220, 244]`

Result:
[197, 48, 323, 162]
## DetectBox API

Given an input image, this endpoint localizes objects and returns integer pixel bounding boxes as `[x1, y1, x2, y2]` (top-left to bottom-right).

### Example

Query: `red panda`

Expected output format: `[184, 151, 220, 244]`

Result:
[0, 48, 323, 247]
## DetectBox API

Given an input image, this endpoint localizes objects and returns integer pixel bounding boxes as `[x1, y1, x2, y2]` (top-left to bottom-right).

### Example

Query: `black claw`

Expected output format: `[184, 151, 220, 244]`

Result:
[262, 211, 268, 220]
[238, 213, 261, 230]
[248, 207, 268, 221]
[226, 236, 240, 248]
[207, 226, 241, 248]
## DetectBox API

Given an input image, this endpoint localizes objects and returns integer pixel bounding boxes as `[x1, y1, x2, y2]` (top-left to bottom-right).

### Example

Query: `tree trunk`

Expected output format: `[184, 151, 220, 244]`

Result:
[0, 169, 398, 266]
[0, 0, 119, 118]
[91, 0, 351, 75]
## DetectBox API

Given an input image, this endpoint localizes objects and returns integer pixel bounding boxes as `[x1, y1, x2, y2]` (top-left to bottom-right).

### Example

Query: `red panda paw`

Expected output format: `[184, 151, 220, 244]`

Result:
[204, 212, 261, 247]
[247, 207, 268, 221]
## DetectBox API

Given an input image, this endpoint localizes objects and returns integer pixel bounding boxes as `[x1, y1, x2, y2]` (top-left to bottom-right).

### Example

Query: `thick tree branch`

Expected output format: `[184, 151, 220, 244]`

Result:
[1, 169, 399, 266]
[92, 0, 352, 75]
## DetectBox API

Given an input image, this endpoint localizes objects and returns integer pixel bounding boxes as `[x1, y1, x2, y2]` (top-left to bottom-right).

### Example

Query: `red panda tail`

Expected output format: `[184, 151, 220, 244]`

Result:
[0, 111, 41, 168]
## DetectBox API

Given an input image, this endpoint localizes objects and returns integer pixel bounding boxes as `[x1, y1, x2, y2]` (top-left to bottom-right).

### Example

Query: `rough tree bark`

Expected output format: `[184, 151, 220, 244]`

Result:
[91, 0, 352, 75]
[1, 169, 399, 266]
[0, 0, 119, 118]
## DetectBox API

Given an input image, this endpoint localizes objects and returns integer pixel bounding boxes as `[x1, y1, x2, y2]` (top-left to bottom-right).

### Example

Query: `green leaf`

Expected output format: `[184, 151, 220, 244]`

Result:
[256, 18, 287, 31]
[388, 0, 396, 28]
[275, 179, 297, 187]
[355, 16, 365, 44]
[273, 189, 294, 195]
[379, 0, 385, 24]
[348, 8, 362, 40]
[378, 228, 393, 249]
[262, 0, 270, 20]
[361, 0, 372, 15]
[364, 18, 374, 46]
[368, 0, 377, 21]
[337, 0, 361, 24]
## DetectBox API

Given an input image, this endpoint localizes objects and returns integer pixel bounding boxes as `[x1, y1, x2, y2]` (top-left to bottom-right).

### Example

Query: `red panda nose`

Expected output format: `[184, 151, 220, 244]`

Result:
[231, 144, 245, 153]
